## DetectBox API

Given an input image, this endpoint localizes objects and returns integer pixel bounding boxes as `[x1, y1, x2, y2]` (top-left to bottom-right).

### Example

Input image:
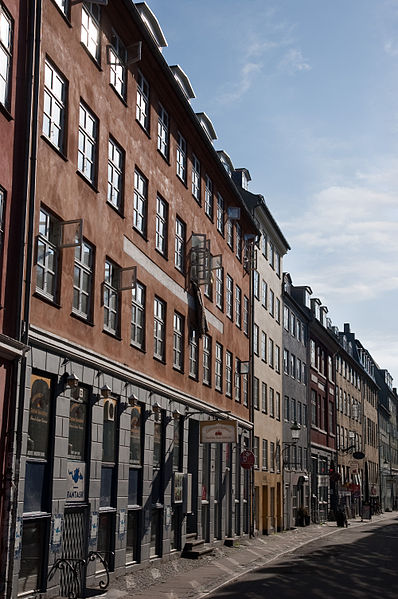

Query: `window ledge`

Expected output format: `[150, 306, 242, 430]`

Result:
[135, 119, 151, 139]
[33, 290, 61, 309]
[80, 42, 102, 71]
[102, 328, 121, 341]
[157, 148, 170, 165]
[109, 83, 128, 106]
[76, 170, 98, 192]
[130, 343, 146, 353]
[106, 200, 125, 218]
[50, 0, 72, 26]
[176, 174, 188, 189]
[41, 134, 68, 161]
[70, 310, 94, 327]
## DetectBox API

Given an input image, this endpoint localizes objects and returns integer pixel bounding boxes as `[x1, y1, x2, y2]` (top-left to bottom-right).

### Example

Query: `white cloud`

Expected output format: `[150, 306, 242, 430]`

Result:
[278, 48, 311, 73]
[384, 39, 398, 56]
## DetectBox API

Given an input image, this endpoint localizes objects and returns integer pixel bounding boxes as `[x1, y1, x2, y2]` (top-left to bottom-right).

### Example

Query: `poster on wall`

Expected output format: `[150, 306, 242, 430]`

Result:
[90, 511, 98, 545]
[173, 472, 184, 503]
[66, 462, 85, 503]
[27, 375, 51, 458]
[118, 508, 126, 540]
[15, 517, 22, 559]
[51, 514, 63, 552]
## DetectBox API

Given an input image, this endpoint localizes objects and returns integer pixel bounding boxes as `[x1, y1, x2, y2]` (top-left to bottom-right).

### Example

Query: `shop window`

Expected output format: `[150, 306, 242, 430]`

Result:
[18, 518, 48, 594]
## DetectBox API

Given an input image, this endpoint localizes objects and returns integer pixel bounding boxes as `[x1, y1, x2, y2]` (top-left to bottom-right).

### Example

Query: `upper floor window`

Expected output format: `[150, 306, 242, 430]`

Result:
[235, 222, 242, 261]
[103, 259, 119, 335]
[107, 138, 124, 211]
[53, 0, 69, 16]
[192, 154, 201, 202]
[215, 267, 223, 310]
[253, 270, 259, 299]
[174, 217, 185, 273]
[153, 297, 166, 361]
[131, 282, 145, 350]
[261, 230, 267, 258]
[109, 31, 127, 99]
[202, 334, 211, 386]
[36, 208, 59, 301]
[204, 175, 213, 219]
[243, 296, 249, 336]
[0, 3, 12, 108]
[216, 193, 224, 235]
[0, 187, 5, 249]
[157, 103, 169, 158]
[136, 70, 149, 131]
[81, 2, 100, 62]
[269, 288, 275, 317]
[43, 60, 66, 152]
[73, 240, 93, 320]
[225, 351, 232, 397]
[78, 102, 97, 184]
[215, 342, 223, 391]
[261, 280, 267, 309]
[133, 169, 147, 235]
[235, 285, 241, 328]
[176, 132, 187, 182]
[226, 275, 233, 320]
[226, 218, 233, 248]
[173, 312, 184, 371]
[155, 195, 168, 256]
[189, 329, 198, 379]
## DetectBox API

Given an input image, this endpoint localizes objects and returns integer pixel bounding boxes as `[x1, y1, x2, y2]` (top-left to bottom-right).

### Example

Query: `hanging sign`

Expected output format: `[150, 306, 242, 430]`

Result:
[240, 450, 255, 469]
[66, 462, 85, 502]
[200, 420, 237, 443]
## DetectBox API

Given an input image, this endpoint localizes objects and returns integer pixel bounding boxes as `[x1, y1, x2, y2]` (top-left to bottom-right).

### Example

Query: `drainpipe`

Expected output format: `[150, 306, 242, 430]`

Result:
[6, 0, 42, 596]
[249, 243, 254, 537]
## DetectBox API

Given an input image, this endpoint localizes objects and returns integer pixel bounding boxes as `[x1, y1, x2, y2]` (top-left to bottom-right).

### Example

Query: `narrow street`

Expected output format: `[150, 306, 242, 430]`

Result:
[207, 517, 398, 599]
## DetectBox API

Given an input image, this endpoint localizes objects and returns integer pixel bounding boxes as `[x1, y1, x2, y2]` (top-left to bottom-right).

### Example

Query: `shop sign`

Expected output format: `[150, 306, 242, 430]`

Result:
[240, 450, 255, 469]
[200, 420, 237, 443]
[66, 461, 85, 502]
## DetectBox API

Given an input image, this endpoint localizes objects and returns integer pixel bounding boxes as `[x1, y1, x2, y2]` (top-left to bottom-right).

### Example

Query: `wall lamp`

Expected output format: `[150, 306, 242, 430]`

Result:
[65, 372, 79, 389]
[128, 394, 139, 407]
[172, 409, 182, 420]
[152, 401, 162, 421]
[101, 384, 112, 399]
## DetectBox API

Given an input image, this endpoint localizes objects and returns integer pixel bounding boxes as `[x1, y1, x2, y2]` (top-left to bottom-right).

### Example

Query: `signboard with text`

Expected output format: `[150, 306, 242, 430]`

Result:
[200, 420, 237, 443]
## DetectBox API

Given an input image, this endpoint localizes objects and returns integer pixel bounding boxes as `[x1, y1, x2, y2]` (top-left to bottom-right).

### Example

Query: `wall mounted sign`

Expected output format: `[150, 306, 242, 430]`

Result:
[200, 420, 237, 444]
[240, 450, 255, 470]
[66, 462, 85, 502]
[90, 511, 98, 545]
[51, 513, 63, 552]
[164, 506, 171, 528]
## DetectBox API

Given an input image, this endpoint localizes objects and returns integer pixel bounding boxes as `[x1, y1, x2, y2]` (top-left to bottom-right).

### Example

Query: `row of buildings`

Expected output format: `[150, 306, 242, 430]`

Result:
[0, 1, 397, 597]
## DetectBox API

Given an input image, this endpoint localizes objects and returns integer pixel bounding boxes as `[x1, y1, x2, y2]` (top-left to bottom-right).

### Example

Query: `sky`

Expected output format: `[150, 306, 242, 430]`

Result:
[145, 0, 398, 383]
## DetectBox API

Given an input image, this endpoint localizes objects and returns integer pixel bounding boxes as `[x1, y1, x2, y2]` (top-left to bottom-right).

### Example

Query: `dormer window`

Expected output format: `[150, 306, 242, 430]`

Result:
[170, 65, 195, 101]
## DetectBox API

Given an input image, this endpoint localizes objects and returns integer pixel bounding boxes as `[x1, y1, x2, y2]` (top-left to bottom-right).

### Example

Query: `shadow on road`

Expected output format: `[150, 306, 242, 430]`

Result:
[210, 518, 398, 599]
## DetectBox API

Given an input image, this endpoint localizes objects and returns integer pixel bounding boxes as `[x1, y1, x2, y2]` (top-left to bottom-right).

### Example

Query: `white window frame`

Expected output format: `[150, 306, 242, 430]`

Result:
[36, 208, 59, 301]
[235, 285, 241, 328]
[73, 240, 93, 319]
[43, 60, 66, 151]
[235, 222, 242, 260]
[202, 334, 211, 386]
[103, 259, 119, 334]
[189, 329, 198, 379]
[253, 324, 259, 356]
[78, 102, 97, 184]
[243, 295, 249, 335]
[155, 195, 167, 256]
[216, 193, 224, 234]
[261, 331, 267, 362]
[192, 153, 201, 201]
[109, 31, 127, 99]
[173, 312, 184, 371]
[157, 103, 169, 158]
[215, 342, 223, 391]
[136, 70, 149, 131]
[174, 217, 185, 272]
[131, 281, 145, 349]
[153, 297, 166, 361]
[176, 132, 187, 182]
[234, 358, 241, 402]
[133, 169, 147, 234]
[225, 350, 232, 397]
[107, 138, 124, 211]
[226, 275, 233, 320]
[215, 267, 223, 310]
[81, 2, 100, 62]
[204, 175, 213, 218]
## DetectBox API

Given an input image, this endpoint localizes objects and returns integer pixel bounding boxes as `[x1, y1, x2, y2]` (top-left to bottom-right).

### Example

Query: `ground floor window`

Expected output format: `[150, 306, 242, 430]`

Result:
[18, 517, 48, 595]
[97, 511, 115, 572]
[126, 509, 141, 563]
[150, 508, 162, 557]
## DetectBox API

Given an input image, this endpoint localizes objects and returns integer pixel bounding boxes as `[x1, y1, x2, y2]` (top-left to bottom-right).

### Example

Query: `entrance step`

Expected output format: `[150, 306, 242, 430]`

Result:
[182, 538, 214, 559]
[224, 537, 239, 547]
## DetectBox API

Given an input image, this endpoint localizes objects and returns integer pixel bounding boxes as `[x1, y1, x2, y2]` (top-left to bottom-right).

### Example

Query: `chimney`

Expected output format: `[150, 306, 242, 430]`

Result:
[344, 323, 351, 334]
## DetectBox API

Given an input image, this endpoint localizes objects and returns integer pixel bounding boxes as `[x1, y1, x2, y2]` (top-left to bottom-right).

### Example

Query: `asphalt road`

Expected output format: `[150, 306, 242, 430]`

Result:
[207, 517, 398, 599]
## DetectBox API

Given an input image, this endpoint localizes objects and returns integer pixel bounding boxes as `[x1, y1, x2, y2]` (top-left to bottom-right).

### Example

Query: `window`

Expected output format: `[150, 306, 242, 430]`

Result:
[226, 351, 232, 397]
[275, 345, 280, 373]
[78, 102, 97, 184]
[253, 324, 259, 356]
[43, 60, 66, 151]
[203, 334, 211, 385]
[173, 312, 184, 371]
[243, 296, 249, 335]
[226, 275, 233, 320]
[136, 70, 149, 131]
[36, 208, 59, 301]
[261, 280, 267, 308]
[290, 354, 296, 379]
[133, 169, 147, 235]
[296, 358, 302, 381]
[204, 175, 213, 219]
[269, 240, 274, 268]
[235, 358, 241, 402]
[269, 387, 275, 417]
[103, 259, 119, 335]
[269, 288, 274, 317]
[131, 282, 145, 349]
[73, 240, 93, 319]
[275, 251, 281, 276]
[109, 31, 126, 99]
[253, 377, 259, 410]
[262, 382, 267, 413]
[262, 439, 268, 470]
[311, 389, 317, 425]
[291, 398, 296, 422]
[176, 132, 187, 182]
[261, 230, 267, 257]
[53, 0, 69, 16]
[283, 349, 289, 374]
[276, 443, 281, 472]
[276, 298, 281, 323]
[235, 285, 241, 328]
[261, 331, 267, 362]
[290, 311, 296, 336]
[215, 267, 223, 310]
[189, 329, 198, 379]
[268, 338, 274, 368]
[107, 138, 124, 211]
[191, 153, 201, 202]
[155, 196, 168, 256]
[253, 271, 259, 299]
[253, 437, 259, 468]
[270, 442, 275, 471]
[235, 222, 242, 260]
[243, 373, 248, 406]
[157, 103, 169, 158]
[216, 193, 224, 234]
[226, 217, 233, 248]
[284, 395, 289, 421]
[174, 217, 185, 272]
[215, 342, 223, 391]
[283, 306, 289, 330]
[81, 2, 100, 62]
[153, 297, 166, 361]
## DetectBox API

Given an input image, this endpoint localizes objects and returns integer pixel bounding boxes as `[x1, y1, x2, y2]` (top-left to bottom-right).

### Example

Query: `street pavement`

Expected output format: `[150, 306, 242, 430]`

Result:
[101, 512, 397, 599]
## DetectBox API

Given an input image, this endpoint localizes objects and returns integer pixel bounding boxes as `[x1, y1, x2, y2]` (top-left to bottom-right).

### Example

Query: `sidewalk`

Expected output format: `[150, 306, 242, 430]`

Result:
[104, 512, 395, 599]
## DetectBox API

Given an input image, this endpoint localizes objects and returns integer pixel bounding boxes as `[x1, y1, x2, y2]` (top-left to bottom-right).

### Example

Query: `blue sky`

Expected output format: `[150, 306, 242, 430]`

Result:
[146, 0, 398, 382]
